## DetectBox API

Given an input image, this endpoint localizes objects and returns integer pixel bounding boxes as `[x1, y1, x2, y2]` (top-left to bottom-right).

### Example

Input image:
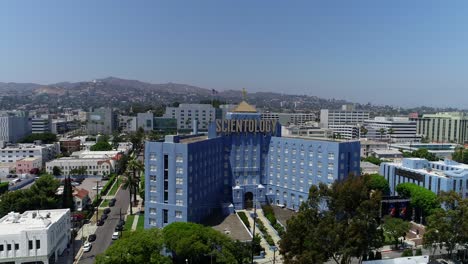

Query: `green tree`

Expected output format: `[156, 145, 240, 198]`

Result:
[396, 183, 439, 217]
[382, 216, 411, 249]
[96, 228, 171, 264]
[69, 166, 87, 176]
[90, 141, 113, 151]
[129, 127, 145, 154]
[163, 222, 239, 264]
[139, 174, 145, 201]
[378, 128, 386, 140]
[280, 174, 384, 264]
[20, 132, 57, 144]
[0, 182, 9, 195]
[127, 157, 144, 202]
[362, 156, 383, 166]
[360, 126, 368, 137]
[423, 191, 468, 260]
[52, 166, 62, 176]
[367, 174, 390, 195]
[62, 176, 74, 211]
[122, 171, 138, 215]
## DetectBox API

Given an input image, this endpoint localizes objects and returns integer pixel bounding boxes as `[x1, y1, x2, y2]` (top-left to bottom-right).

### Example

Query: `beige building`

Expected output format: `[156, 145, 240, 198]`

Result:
[416, 112, 468, 144]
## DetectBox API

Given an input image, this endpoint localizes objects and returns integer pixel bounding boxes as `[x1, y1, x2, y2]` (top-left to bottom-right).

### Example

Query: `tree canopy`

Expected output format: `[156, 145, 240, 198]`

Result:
[401, 148, 439, 161]
[0, 174, 61, 217]
[90, 141, 113, 151]
[280, 174, 384, 264]
[95, 228, 171, 264]
[396, 183, 439, 216]
[382, 216, 411, 249]
[20, 132, 57, 144]
[367, 174, 390, 195]
[362, 156, 383, 166]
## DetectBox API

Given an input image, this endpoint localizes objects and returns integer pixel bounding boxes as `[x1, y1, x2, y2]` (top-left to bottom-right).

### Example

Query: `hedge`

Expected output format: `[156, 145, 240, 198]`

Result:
[262, 204, 285, 237]
[256, 219, 275, 246]
[0, 182, 8, 195]
[100, 173, 118, 196]
[237, 211, 250, 229]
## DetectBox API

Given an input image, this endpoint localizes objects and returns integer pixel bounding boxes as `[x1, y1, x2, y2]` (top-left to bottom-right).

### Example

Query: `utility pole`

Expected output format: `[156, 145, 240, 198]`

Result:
[273, 246, 277, 264]
[251, 189, 257, 264]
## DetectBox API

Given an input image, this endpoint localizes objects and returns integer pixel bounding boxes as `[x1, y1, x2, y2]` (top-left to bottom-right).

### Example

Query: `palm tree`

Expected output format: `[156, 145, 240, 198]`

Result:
[127, 157, 144, 202]
[378, 128, 386, 141]
[122, 172, 138, 215]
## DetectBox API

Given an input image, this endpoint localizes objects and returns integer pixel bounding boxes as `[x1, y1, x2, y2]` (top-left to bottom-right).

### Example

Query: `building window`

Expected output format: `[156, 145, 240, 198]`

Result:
[149, 218, 157, 226]
[150, 186, 156, 192]
[36, 240, 40, 249]
[150, 175, 156, 182]
[149, 153, 157, 161]
[150, 208, 156, 215]
[163, 209, 168, 224]
[176, 178, 183, 185]
[29, 240, 33, 250]
[176, 199, 184, 206]
[7, 244, 11, 251]
[150, 165, 157, 172]
[14, 244, 19, 250]
[176, 167, 183, 174]
[176, 188, 183, 195]
[328, 173, 334, 180]
[175, 211, 182, 218]
[328, 153, 335, 160]
[150, 196, 156, 202]
[176, 155, 183, 163]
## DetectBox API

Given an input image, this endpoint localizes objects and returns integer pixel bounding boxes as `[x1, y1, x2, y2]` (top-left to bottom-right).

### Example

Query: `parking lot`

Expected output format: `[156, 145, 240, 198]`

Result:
[73, 176, 108, 200]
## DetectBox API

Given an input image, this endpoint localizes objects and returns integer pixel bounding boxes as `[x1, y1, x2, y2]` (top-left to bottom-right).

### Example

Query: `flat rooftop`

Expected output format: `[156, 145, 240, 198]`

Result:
[0, 209, 69, 235]
[179, 135, 208, 144]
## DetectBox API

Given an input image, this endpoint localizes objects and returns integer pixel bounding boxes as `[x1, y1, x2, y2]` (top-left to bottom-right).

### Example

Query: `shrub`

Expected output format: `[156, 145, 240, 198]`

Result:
[0, 182, 8, 195]
[368, 251, 375, 260]
[375, 251, 382, 259]
[414, 248, 422, 256]
[100, 174, 117, 196]
[237, 211, 250, 229]
[401, 249, 413, 257]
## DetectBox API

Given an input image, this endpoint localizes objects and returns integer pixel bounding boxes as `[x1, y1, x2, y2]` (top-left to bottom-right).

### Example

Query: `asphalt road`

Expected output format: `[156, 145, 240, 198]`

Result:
[78, 187, 130, 264]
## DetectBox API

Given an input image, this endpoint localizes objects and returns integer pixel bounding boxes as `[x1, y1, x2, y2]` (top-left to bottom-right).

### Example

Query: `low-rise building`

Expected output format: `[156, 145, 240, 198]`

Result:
[46, 158, 115, 176]
[360, 140, 388, 158]
[328, 124, 360, 140]
[31, 115, 51, 134]
[16, 157, 41, 174]
[0, 143, 59, 167]
[371, 149, 403, 161]
[261, 112, 317, 126]
[281, 124, 332, 139]
[380, 158, 468, 198]
[363, 116, 421, 143]
[59, 139, 81, 154]
[0, 209, 71, 264]
[73, 188, 90, 211]
[390, 143, 458, 160]
[360, 161, 380, 175]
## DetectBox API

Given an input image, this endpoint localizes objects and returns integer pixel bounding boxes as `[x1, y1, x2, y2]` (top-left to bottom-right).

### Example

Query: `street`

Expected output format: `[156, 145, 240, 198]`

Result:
[78, 187, 130, 264]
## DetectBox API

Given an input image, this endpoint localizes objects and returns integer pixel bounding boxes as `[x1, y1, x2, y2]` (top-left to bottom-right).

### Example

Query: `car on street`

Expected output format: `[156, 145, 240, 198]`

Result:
[101, 214, 108, 221]
[88, 234, 96, 242]
[103, 208, 111, 215]
[109, 198, 116, 207]
[115, 224, 123, 231]
[71, 181, 80, 186]
[97, 219, 104, 226]
[92, 186, 103, 190]
[119, 219, 125, 226]
[112, 232, 120, 240]
[83, 242, 92, 252]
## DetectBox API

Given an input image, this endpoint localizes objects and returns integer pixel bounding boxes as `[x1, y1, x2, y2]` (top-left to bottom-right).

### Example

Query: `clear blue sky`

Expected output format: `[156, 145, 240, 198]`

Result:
[1, 0, 467, 108]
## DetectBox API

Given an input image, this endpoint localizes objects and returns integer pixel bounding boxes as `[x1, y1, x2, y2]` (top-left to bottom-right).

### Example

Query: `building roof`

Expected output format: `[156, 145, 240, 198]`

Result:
[232, 101, 257, 113]
[363, 255, 429, 264]
[73, 188, 89, 199]
[18, 157, 40, 162]
[0, 209, 69, 235]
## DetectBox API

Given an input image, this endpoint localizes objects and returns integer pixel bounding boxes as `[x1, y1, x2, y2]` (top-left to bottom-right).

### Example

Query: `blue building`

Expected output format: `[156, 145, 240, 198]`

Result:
[145, 101, 361, 228]
[380, 158, 468, 198]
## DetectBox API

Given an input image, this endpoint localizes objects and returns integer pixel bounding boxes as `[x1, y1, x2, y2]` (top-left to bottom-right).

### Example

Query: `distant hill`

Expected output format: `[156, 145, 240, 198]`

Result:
[0, 76, 462, 115]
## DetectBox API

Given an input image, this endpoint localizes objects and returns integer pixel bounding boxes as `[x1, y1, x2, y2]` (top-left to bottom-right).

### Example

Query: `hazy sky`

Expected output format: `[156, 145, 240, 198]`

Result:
[1, 1, 468, 108]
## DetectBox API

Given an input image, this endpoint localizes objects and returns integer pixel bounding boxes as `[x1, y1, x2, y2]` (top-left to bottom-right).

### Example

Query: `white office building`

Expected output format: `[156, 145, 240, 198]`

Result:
[0, 143, 59, 167]
[46, 157, 115, 176]
[261, 112, 316, 126]
[31, 115, 51, 134]
[118, 115, 137, 133]
[163, 104, 217, 131]
[363, 117, 421, 143]
[281, 124, 332, 139]
[0, 111, 31, 143]
[319, 108, 370, 128]
[0, 209, 71, 264]
[328, 124, 360, 140]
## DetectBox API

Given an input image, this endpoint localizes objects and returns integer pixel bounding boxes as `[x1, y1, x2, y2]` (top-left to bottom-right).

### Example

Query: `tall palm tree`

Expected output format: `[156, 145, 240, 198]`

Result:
[127, 157, 144, 202]
[122, 171, 138, 215]
[378, 128, 386, 141]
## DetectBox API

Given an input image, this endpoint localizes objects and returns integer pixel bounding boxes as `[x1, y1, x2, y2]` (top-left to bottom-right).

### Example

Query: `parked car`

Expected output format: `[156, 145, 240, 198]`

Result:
[101, 214, 108, 221]
[119, 219, 125, 226]
[109, 198, 116, 207]
[112, 232, 120, 240]
[71, 181, 80, 186]
[88, 234, 96, 242]
[103, 208, 111, 215]
[92, 186, 103, 191]
[115, 224, 123, 231]
[83, 242, 92, 252]
[97, 219, 104, 226]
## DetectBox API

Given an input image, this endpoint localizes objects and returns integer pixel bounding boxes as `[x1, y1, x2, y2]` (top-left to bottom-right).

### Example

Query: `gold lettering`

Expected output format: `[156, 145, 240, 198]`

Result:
[248, 120, 255, 133]
[216, 120, 222, 132]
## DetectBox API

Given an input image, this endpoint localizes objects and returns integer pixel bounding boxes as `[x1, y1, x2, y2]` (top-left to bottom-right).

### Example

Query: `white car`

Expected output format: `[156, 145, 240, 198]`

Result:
[83, 242, 92, 252]
[92, 186, 103, 190]
[112, 231, 120, 240]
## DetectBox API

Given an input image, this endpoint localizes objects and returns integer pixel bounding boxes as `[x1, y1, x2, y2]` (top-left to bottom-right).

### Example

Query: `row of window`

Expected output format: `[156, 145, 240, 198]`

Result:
[0, 240, 40, 252]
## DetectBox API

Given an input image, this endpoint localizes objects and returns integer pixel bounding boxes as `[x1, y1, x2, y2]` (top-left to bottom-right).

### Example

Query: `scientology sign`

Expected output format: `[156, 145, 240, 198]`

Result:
[215, 119, 278, 135]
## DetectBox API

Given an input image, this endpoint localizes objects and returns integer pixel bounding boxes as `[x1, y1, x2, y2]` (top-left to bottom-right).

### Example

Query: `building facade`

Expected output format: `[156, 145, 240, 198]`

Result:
[163, 104, 217, 131]
[363, 117, 421, 143]
[328, 124, 360, 140]
[16, 157, 41, 174]
[416, 112, 468, 144]
[86, 108, 117, 135]
[0, 111, 31, 143]
[145, 101, 361, 228]
[0, 209, 71, 264]
[261, 112, 317, 126]
[45, 158, 115, 176]
[319, 108, 370, 128]
[0, 143, 59, 167]
[380, 158, 468, 198]
[31, 115, 51, 134]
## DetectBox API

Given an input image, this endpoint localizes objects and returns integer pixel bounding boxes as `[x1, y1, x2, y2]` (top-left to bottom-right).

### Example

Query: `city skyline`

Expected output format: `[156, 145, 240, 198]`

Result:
[2, 1, 468, 108]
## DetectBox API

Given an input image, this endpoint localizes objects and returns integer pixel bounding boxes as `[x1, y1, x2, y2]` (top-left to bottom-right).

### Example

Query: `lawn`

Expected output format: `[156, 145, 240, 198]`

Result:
[108, 176, 122, 196]
[136, 213, 145, 230]
[100, 199, 109, 207]
[122, 214, 136, 238]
